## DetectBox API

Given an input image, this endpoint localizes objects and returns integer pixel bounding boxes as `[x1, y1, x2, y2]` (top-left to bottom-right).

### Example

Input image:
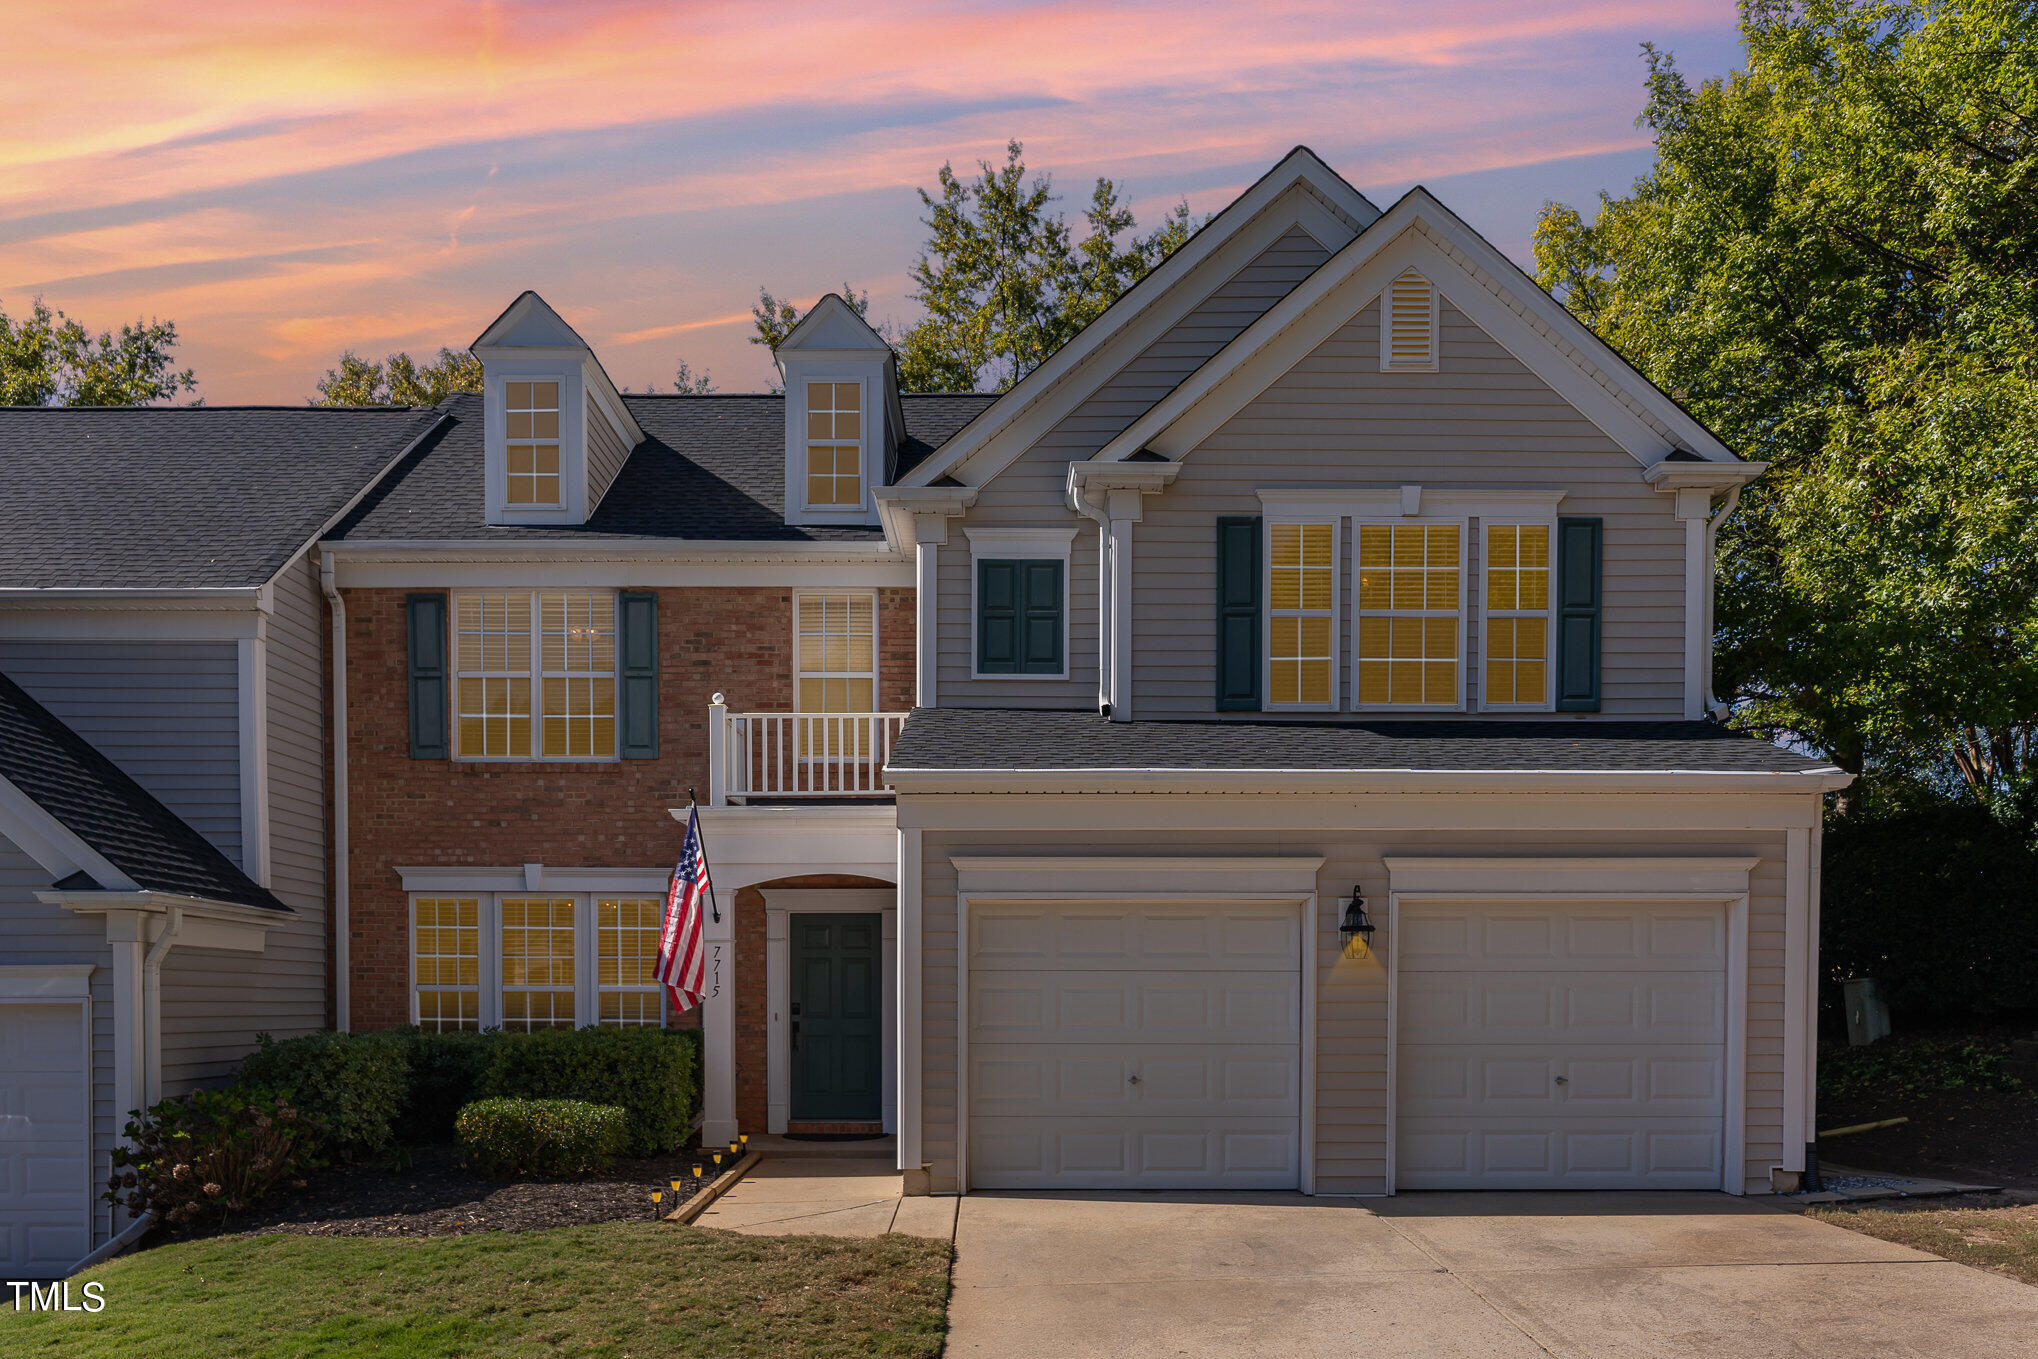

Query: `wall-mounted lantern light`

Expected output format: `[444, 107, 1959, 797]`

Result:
[1339, 887, 1376, 955]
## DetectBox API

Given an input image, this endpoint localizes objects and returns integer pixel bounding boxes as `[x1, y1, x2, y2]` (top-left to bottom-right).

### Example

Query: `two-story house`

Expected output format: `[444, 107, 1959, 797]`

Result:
[0, 406, 437, 1273]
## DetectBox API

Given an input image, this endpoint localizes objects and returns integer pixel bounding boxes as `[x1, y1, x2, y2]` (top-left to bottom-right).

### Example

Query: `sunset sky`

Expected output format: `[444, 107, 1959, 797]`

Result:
[1, 2, 1747, 403]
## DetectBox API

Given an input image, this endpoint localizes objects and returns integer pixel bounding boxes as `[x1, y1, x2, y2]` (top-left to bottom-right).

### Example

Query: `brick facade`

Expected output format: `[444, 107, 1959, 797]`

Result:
[341, 583, 912, 1133]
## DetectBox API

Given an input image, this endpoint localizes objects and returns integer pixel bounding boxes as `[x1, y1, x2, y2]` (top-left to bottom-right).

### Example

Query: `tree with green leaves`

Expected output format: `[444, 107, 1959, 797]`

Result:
[0, 297, 196, 405]
[1534, 0, 2038, 815]
[314, 347, 481, 406]
[752, 142, 1199, 392]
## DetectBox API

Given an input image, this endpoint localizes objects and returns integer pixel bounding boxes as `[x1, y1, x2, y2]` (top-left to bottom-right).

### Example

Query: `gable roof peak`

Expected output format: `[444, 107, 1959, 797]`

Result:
[776, 292, 894, 354]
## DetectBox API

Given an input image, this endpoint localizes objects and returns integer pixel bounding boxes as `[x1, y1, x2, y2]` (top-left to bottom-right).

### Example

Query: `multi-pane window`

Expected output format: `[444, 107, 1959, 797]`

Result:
[414, 897, 479, 1032]
[505, 381, 562, 505]
[454, 590, 615, 760]
[796, 592, 877, 756]
[1268, 521, 1338, 707]
[455, 592, 533, 758]
[805, 381, 863, 507]
[500, 897, 577, 1030]
[540, 591, 617, 758]
[597, 897, 665, 1027]
[1484, 524, 1551, 707]
[1356, 523, 1461, 707]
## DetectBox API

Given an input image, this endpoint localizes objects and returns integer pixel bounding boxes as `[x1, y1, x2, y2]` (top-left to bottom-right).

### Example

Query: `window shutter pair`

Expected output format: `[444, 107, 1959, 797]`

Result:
[977, 560, 1064, 674]
[1207, 515, 1602, 712]
[402, 590, 659, 759]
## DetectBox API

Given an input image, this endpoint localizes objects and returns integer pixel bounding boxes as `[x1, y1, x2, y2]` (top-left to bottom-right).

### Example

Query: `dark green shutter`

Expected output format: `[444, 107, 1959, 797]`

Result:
[405, 592, 449, 759]
[1554, 517, 1603, 712]
[618, 591, 658, 758]
[977, 559, 1063, 675]
[1216, 516, 1262, 710]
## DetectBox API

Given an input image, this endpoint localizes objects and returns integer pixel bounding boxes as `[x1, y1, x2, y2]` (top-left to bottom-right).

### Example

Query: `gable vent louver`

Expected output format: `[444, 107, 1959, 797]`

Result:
[1382, 268, 1438, 372]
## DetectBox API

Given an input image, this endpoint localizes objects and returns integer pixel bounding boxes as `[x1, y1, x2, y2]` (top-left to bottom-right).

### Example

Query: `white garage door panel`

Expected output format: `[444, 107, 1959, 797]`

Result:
[973, 1117, 1300, 1190]
[969, 901, 1300, 1190]
[1397, 901, 1727, 1191]
[0, 1004, 90, 1276]
[1397, 973, 1725, 1045]
[970, 970, 1300, 1045]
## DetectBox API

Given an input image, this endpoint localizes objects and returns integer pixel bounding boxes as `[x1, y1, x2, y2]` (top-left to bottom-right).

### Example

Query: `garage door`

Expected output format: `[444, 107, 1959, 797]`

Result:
[0, 1004, 91, 1275]
[968, 902, 1300, 1189]
[1396, 902, 1726, 1190]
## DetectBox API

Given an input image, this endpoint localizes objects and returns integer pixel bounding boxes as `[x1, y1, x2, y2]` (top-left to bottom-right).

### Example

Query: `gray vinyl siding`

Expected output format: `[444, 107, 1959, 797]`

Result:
[158, 556, 329, 1093]
[0, 836, 117, 1250]
[939, 226, 1333, 708]
[586, 400, 631, 512]
[913, 811, 1789, 1197]
[0, 639, 243, 862]
[1131, 299, 1687, 718]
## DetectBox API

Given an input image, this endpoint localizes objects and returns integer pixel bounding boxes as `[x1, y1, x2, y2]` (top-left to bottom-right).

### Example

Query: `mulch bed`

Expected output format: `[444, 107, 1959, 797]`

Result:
[1817, 1086, 2038, 1190]
[162, 1144, 721, 1244]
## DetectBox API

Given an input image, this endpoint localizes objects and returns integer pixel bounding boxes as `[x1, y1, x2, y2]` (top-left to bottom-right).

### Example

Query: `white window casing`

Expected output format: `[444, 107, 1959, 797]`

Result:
[409, 887, 670, 1031]
[1481, 521, 1558, 711]
[452, 588, 618, 762]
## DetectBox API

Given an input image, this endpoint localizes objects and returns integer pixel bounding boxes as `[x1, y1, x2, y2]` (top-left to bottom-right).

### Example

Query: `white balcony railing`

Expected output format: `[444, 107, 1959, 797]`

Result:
[707, 695, 906, 804]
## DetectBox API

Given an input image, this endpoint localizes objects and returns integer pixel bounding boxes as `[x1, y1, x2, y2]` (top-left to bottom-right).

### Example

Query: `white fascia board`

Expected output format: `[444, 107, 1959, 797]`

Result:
[1257, 487, 1567, 520]
[0, 772, 140, 890]
[396, 864, 674, 894]
[327, 539, 912, 589]
[1383, 855, 1760, 896]
[951, 854, 1324, 898]
[899, 153, 1377, 491]
[1094, 192, 1739, 469]
[873, 485, 979, 552]
[885, 766, 1854, 796]
[40, 890, 289, 952]
[1644, 461, 1770, 491]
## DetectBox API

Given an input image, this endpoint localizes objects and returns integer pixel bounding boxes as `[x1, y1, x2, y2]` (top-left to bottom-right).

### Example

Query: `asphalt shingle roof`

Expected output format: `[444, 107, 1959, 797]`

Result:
[0, 670, 286, 911]
[332, 392, 998, 543]
[0, 405, 441, 588]
[887, 707, 1839, 776]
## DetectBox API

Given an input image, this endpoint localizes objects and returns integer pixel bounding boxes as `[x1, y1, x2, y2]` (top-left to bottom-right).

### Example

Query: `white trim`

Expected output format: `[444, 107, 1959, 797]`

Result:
[396, 864, 672, 894]
[784, 365, 886, 528]
[1782, 826, 1812, 1173]
[792, 588, 881, 723]
[1477, 519, 1559, 713]
[914, 541, 939, 708]
[0, 771, 140, 890]
[237, 634, 271, 886]
[0, 605, 266, 641]
[897, 826, 924, 1174]
[889, 766, 1853, 797]
[484, 366, 583, 526]
[952, 859, 1321, 1195]
[966, 530, 1074, 683]
[900, 153, 1378, 490]
[1680, 512, 1709, 720]
[0, 964, 94, 999]
[1257, 488, 1566, 521]
[761, 887, 897, 1134]
[320, 552, 351, 1030]
[1262, 517, 1341, 712]
[329, 549, 910, 592]
[1382, 858, 1755, 1194]
[448, 587, 621, 763]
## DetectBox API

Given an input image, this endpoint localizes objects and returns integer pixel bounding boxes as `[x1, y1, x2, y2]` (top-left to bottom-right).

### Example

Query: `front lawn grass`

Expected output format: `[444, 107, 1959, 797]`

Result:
[4, 1223, 952, 1358]
[1810, 1196, 2038, 1287]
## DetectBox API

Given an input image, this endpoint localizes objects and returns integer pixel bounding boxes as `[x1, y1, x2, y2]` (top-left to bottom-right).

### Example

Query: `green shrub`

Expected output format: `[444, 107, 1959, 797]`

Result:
[381, 1028, 495, 1142]
[477, 1027, 698, 1155]
[237, 1030, 408, 1160]
[1820, 1035, 2026, 1099]
[455, 1098, 626, 1177]
[108, 1087, 316, 1229]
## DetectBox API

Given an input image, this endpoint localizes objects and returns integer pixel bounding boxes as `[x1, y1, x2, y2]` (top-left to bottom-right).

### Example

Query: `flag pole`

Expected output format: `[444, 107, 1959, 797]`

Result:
[686, 787, 722, 923]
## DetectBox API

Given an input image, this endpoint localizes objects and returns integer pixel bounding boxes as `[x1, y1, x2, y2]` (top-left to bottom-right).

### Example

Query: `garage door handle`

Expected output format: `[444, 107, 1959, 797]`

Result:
[1127, 1074, 1141, 1085]
[1554, 1076, 1568, 1085]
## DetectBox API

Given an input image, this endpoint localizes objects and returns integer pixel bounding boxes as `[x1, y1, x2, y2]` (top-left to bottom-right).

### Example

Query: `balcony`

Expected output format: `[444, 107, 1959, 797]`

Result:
[706, 695, 907, 806]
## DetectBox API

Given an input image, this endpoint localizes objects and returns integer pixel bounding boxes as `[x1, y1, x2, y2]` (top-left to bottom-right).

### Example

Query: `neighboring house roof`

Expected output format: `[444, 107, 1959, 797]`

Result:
[0, 405, 442, 589]
[329, 391, 996, 544]
[887, 707, 1840, 779]
[0, 669, 286, 911]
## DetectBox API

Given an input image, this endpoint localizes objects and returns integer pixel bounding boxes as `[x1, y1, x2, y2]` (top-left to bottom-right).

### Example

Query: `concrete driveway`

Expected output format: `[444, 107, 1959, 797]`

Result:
[946, 1190, 2038, 1358]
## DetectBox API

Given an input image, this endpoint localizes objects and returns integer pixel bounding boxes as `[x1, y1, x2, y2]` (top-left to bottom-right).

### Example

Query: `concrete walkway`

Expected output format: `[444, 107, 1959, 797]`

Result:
[690, 1157, 956, 1239]
[946, 1190, 2038, 1358]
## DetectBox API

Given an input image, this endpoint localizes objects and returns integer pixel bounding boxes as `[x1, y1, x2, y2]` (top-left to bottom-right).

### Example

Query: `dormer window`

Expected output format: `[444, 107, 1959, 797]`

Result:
[805, 381, 863, 509]
[505, 381, 562, 506]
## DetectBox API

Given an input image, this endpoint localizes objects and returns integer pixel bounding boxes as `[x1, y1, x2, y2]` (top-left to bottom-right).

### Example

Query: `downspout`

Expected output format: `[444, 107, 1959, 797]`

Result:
[1703, 484, 1744, 718]
[1069, 479, 1112, 715]
[141, 908, 182, 1106]
[320, 552, 351, 1031]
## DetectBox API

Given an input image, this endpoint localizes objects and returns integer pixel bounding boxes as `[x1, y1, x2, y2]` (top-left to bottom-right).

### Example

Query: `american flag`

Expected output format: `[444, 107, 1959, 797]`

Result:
[657, 807, 715, 1013]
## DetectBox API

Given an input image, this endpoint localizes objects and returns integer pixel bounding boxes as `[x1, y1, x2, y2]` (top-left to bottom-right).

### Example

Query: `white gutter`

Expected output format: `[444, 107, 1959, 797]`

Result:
[320, 552, 350, 1031]
[1067, 479, 1113, 714]
[66, 1210, 153, 1277]
[886, 765, 1856, 797]
[141, 908, 182, 1106]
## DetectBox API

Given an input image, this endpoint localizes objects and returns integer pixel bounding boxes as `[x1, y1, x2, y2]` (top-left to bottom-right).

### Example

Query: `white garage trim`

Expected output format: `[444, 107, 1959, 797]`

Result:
[953, 855, 1323, 1195]
[760, 888, 897, 1136]
[1383, 857, 1755, 1195]
[0, 977, 95, 1274]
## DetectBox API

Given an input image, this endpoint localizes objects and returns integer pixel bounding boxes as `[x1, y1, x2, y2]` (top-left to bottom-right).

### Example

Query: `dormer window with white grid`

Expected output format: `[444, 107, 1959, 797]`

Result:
[1382, 268, 1438, 372]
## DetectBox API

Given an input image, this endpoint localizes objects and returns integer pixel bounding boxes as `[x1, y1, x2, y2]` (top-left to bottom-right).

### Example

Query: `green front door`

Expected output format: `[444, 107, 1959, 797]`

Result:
[790, 914, 882, 1121]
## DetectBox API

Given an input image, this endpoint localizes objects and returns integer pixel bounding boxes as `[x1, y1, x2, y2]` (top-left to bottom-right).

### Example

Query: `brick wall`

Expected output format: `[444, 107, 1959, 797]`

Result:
[341, 584, 913, 1051]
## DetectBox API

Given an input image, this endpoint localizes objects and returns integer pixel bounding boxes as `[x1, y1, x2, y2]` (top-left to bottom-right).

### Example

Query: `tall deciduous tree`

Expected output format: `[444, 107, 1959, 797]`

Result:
[0, 297, 196, 405]
[314, 347, 481, 406]
[1534, 0, 2038, 813]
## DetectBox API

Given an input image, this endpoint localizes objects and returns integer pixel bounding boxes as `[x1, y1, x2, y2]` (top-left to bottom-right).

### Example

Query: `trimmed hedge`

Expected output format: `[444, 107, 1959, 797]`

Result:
[477, 1027, 698, 1156]
[386, 1028, 496, 1142]
[456, 1098, 626, 1177]
[237, 1031, 408, 1160]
